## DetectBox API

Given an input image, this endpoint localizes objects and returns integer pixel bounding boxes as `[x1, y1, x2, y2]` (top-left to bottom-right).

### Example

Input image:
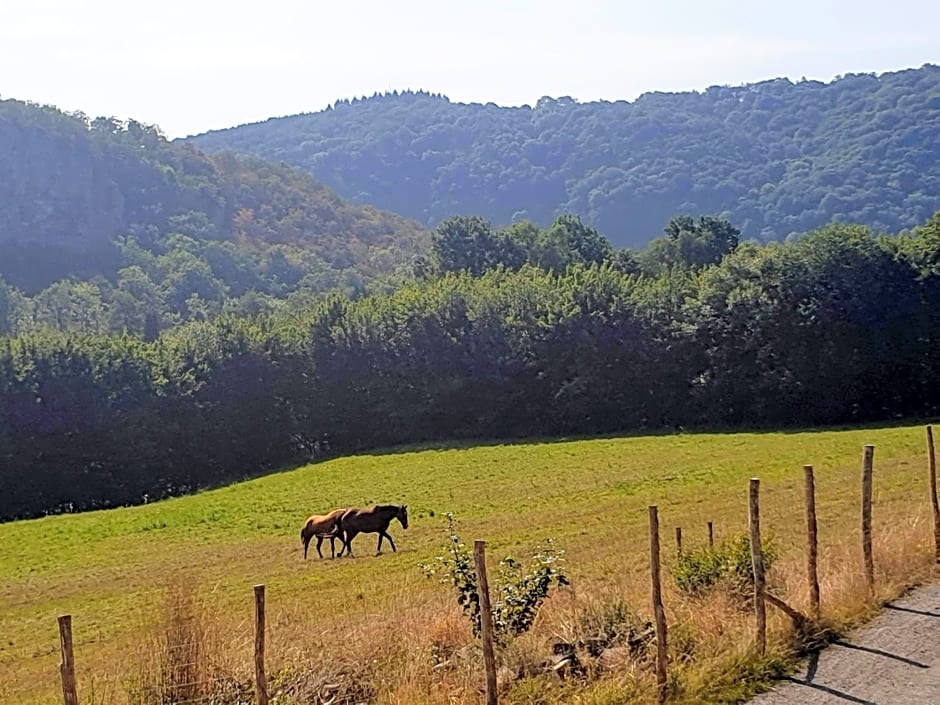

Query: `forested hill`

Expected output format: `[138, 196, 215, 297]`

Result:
[189, 65, 940, 248]
[0, 99, 429, 322]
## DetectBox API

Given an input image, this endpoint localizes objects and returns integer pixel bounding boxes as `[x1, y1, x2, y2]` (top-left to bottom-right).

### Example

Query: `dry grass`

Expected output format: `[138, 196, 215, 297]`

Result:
[120, 581, 252, 705]
[130, 499, 937, 704]
[1, 423, 937, 704]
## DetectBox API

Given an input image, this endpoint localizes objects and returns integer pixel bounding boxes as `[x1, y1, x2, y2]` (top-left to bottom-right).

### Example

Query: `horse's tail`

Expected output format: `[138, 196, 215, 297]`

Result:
[300, 520, 314, 559]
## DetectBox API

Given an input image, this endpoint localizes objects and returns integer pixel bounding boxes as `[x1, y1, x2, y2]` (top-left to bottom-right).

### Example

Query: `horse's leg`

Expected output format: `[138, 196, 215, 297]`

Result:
[316, 535, 324, 559]
[342, 530, 358, 557]
[335, 528, 346, 557]
[383, 531, 397, 553]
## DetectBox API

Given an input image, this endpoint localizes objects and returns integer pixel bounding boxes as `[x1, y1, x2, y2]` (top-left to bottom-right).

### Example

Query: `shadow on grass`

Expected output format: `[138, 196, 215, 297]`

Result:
[23, 415, 933, 524]
[343, 415, 937, 461]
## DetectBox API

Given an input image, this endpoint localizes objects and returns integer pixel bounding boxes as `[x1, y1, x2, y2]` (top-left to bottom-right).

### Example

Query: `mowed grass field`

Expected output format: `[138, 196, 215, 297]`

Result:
[1, 423, 937, 704]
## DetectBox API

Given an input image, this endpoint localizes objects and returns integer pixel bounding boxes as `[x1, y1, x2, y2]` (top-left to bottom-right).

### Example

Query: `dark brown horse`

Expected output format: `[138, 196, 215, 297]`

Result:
[300, 508, 346, 559]
[337, 505, 408, 557]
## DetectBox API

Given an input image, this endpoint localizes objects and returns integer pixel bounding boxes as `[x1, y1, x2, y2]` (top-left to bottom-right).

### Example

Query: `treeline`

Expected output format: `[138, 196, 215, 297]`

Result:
[0, 211, 711, 338]
[2, 214, 938, 521]
[190, 66, 940, 247]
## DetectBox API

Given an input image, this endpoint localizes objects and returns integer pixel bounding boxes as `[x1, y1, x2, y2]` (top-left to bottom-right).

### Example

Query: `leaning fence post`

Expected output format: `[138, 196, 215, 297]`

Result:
[927, 426, 940, 564]
[749, 478, 766, 655]
[707, 521, 714, 549]
[861, 445, 875, 596]
[804, 465, 820, 619]
[474, 540, 498, 705]
[58, 615, 79, 705]
[649, 506, 668, 703]
[254, 584, 268, 705]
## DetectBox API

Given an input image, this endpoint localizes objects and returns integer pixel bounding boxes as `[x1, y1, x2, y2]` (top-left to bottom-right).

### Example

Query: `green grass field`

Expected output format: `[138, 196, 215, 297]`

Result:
[1, 423, 935, 704]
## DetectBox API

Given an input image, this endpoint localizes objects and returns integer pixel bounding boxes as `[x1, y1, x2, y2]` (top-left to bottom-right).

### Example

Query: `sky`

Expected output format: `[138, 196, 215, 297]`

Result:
[1, 0, 938, 138]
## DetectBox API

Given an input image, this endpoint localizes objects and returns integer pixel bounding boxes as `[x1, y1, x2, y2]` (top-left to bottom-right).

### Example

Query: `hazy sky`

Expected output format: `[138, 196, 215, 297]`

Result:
[2, 0, 938, 138]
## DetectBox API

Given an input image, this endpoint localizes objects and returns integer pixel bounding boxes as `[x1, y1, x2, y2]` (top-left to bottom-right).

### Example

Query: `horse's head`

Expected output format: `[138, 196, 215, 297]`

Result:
[397, 504, 409, 530]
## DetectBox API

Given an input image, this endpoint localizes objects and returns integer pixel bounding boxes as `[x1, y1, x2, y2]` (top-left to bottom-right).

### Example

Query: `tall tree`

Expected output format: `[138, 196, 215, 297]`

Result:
[642, 215, 740, 273]
[535, 214, 613, 270]
[431, 216, 525, 275]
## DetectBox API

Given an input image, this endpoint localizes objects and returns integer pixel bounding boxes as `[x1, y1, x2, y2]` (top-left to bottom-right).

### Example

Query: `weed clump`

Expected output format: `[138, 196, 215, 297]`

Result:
[674, 534, 778, 598]
[576, 599, 654, 659]
[127, 582, 251, 705]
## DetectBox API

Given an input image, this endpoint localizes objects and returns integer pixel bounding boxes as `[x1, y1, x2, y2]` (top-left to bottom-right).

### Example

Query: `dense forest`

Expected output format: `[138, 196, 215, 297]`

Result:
[2, 211, 938, 521]
[3, 81, 940, 522]
[190, 66, 940, 247]
[0, 99, 428, 337]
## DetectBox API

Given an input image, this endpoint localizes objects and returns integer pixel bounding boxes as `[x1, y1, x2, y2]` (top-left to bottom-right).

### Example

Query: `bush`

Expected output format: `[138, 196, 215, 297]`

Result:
[674, 534, 777, 597]
[422, 513, 569, 645]
[725, 534, 778, 594]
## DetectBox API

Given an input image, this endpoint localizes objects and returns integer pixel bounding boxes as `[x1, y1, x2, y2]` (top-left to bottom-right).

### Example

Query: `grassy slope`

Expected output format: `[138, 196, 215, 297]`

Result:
[0, 424, 935, 704]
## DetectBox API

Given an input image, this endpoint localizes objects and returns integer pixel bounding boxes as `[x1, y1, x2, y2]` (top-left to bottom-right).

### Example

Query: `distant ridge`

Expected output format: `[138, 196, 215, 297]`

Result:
[189, 65, 940, 248]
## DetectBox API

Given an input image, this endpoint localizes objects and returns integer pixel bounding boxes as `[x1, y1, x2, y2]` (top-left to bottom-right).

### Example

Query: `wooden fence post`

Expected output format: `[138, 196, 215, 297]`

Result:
[861, 445, 875, 596]
[675, 526, 683, 556]
[927, 425, 940, 564]
[804, 465, 820, 619]
[707, 521, 714, 549]
[649, 506, 668, 703]
[58, 615, 79, 705]
[474, 540, 498, 705]
[254, 584, 268, 705]
[748, 478, 766, 656]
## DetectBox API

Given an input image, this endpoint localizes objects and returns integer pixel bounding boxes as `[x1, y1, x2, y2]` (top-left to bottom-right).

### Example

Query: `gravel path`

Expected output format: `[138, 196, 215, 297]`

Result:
[750, 583, 940, 704]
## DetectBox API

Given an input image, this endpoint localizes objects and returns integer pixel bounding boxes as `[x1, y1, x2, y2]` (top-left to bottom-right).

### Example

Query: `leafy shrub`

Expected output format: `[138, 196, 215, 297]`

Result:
[674, 534, 777, 597]
[422, 513, 569, 645]
[674, 548, 726, 595]
[725, 534, 778, 593]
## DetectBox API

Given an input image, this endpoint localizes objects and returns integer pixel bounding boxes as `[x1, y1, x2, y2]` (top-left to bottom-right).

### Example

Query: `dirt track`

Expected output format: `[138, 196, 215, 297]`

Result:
[750, 583, 940, 704]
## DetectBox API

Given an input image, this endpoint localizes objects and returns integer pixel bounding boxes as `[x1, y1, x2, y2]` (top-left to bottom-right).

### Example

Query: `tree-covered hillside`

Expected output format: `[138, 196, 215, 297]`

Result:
[0, 99, 428, 336]
[189, 66, 940, 247]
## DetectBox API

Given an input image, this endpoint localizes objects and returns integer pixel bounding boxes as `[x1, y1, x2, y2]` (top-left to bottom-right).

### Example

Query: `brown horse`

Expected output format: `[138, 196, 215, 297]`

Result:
[300, 508, 346, 559]
[337, 505, 408, 557]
